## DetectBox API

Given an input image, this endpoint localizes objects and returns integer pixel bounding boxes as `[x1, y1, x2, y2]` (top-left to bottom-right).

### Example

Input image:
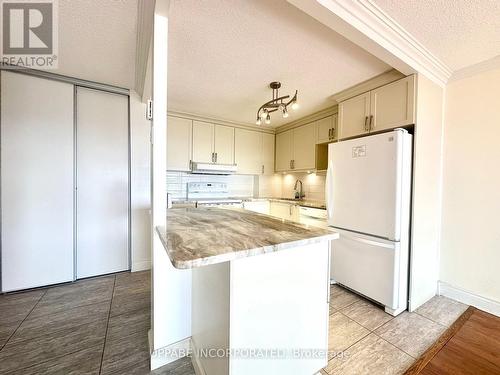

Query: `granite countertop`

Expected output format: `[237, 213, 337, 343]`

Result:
[157, 207, 338, 269]
[172, 197, 326, 209]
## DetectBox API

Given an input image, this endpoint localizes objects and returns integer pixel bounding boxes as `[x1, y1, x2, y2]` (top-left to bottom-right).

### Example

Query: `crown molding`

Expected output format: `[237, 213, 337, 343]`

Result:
[449, 55, 500, 82]
[275, 105, 337, 133]
[331, 68, 404, 103]
[167, 110, 276, 134]
[288, 0, 453, 87]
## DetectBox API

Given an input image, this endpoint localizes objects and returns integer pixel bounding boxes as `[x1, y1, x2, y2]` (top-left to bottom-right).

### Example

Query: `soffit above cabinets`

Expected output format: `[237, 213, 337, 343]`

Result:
[168, 0, 391, 127]
[373, 0, 500, 72]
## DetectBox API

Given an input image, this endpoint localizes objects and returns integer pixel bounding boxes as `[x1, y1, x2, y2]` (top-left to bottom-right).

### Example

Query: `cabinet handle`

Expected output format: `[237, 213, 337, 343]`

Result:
[364, 116, 369, 131]
[331, 127, 335, 140]
[289, 160, 292, 169]
[292, 160, 295, 169]
[211, 152, 214, 163]
[328, 128, 332, 139]
[262, 165, 264, 174]
[369, 115, 374, 131]
[215, 152, 218, 163]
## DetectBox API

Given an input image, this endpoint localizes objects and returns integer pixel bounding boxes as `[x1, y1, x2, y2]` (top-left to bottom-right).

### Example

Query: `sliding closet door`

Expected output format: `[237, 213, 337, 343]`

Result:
[76, 87, 129, 278]
[1, 71, 74, 292]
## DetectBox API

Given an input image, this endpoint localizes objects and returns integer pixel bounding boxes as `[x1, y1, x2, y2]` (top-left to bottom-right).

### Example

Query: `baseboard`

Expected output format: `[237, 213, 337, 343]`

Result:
[150, 336, 192, 371]
[132, 260, 151, 272]
[190, 339, 206, 375]
[438, 281, 500, 317]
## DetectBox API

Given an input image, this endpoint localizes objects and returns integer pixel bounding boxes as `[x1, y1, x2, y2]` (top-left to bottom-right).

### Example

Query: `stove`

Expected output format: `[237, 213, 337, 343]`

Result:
[187, 182, 244, 208]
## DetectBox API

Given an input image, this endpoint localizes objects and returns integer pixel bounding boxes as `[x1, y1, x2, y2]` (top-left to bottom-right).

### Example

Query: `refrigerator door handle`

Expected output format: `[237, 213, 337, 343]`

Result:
[342, 233, 395, 249]
[326, 158, 334, 222]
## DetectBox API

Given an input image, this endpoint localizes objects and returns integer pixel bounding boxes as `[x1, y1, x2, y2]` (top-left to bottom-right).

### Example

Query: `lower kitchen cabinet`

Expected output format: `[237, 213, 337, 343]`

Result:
[269, 201, 298, 221]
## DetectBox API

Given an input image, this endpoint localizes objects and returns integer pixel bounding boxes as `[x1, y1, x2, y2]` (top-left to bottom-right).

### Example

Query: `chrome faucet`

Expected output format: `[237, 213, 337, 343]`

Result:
[294, 179, 305, 199]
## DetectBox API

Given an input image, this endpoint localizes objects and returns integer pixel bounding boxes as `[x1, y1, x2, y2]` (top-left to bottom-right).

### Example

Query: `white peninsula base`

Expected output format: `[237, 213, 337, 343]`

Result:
[191, 241, 330, 375]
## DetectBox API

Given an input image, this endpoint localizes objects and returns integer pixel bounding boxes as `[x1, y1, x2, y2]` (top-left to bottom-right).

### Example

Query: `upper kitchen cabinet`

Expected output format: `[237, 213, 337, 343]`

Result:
[338, 75, 416, 140]
[370, 75, 415, 132]
[214, 125, 234, 164]
[275, 129, 293, 171]
[167, 116, 192, 171]
[261, 132, 275, 175]
[275, 123, 316, 172]
[292, 122, 316, 170]
[192, 120, 214, 163]
[316, 114, 337, 144]
[192, 121, 235, 164]
[338, 92, 371, 139]
[235, 128, 262, 175]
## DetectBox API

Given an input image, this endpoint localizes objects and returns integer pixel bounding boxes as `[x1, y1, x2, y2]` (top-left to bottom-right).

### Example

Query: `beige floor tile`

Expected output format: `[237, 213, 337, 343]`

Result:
[329, 312, 370, 353]
[341, 300, 393, 331]
[330, 285, 363, 310]
[415, 295, 468, 327]
[325, 333, 413, 375]
[0, 320, 21, 348]
[329, 304, 337, 315]
[375, 312, 446, 358]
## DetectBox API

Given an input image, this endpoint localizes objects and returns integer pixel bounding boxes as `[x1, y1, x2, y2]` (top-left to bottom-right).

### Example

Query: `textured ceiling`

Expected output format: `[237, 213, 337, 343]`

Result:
[168, 0, 390, 127]
[54, 0, 138, 88]
[374, 0, 500, 72]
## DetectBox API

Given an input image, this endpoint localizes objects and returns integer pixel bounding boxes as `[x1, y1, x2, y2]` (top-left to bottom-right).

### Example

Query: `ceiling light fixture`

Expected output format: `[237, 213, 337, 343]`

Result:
[256, 82, 298, 125]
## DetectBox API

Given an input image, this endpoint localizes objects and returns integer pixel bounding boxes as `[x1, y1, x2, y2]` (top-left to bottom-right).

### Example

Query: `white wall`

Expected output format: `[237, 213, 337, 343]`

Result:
[409, 74, 445, 311]
[130, 91, 152, 271]
[440, 66, 500, 308]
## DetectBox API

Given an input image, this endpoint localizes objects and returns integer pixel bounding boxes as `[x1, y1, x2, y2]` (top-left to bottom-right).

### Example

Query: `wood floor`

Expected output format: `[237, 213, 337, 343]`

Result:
[404, 307, 500, 375]
[0, 270, 194, 375]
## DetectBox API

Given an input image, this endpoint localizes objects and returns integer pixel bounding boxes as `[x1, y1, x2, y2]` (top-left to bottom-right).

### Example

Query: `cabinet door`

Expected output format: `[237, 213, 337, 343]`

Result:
[316, 116, 333, 144]
[214, 125, 234, 164]
[262, 132, 275, 175]
[235, 128, 261, 174]
[275, 130, 293, 171]
[167, 116, 192, 171]
[270, 202, 294, 220]
[192, 121, 214, 163]
[292, 122, 316, 170]
[370, 75, 415, 132]
[338, 92, 370, 139]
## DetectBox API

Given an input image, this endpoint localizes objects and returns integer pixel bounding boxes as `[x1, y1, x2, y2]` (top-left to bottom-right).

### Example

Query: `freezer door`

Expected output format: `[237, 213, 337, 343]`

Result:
[326, 130, 410, 240]
[331, 229, 402, 309]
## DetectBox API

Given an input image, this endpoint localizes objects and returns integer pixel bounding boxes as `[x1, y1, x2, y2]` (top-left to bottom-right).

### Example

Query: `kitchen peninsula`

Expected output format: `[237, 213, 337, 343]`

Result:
[156, 207, 338, 375]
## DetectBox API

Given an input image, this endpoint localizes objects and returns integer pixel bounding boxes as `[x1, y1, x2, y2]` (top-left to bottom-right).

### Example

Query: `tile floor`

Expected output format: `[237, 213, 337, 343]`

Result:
[0, 272, 468, 375]
[0, 270, 191, 374]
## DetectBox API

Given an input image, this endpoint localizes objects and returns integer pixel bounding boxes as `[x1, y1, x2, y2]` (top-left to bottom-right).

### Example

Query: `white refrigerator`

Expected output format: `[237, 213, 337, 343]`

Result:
[326, 129, 412, 316]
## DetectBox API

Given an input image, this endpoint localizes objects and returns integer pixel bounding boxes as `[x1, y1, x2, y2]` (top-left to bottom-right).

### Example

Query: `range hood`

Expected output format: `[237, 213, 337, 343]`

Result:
[190, 162, 238, 175]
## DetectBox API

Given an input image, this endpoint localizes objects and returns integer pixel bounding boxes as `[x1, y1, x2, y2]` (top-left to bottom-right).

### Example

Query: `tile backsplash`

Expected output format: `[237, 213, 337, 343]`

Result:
[167, 171, 256, 200]
[279, 172, 326, 201]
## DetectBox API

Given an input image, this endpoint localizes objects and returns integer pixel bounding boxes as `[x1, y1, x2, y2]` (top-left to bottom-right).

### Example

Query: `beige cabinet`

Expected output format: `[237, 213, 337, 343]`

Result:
[292, 122, 316, 170]
[269, 201, 298, 221]
[262, 132, 275, 175]
[316, 114, 337, 144]
[275, 130, 293, 172]
[167, 116, 192, 171]
[192, 121, 234, 164]
[370, 76, 415, 132]
[338, 75, 415, 140]
[275, 123, 316, 172]
[234, 128, 262, 175]
[338, 92, 371, 139]
[192, 121, 214, 163]
[214, 125, 234, 164]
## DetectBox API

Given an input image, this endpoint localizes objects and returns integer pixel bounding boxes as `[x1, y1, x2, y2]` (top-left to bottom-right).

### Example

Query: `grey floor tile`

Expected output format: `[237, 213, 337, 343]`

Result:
[0, 289, 45, 324]
[0, 320, 22, 348]
[101, 330, 150, 375]
[341, 300, 393, 331]
[31, 276, 114, 318]
[375, 311, 446, 358]
[15, 345, 103, 375]
[0, 319, 106, 373]
[115, 270, 151, 290]
[10, 300, 110, 344]
[107, 307, 150, 342]
[328, 312, 370, 353]
[325, 333, 413, 375]
[152, 357, 196, 375]
[330, 285, 363, 310]
[110, 289, 150, 318]
[415, 295, 468, 327]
